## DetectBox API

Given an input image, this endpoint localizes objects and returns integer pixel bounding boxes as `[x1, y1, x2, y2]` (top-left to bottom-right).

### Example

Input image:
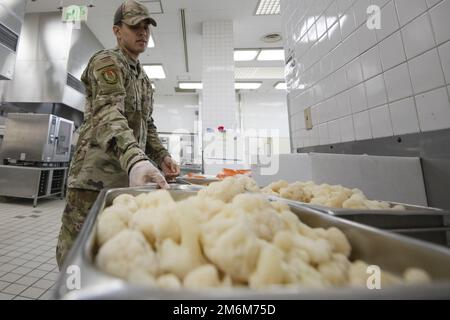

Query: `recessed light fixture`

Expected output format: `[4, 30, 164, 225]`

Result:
[274, 82, 287, 90]
[257, 49, 285, 61]
[235, 82, 262, 90]
[143, 64, 166, 79]
[179, 82, 203, 90]
[255, 0, 280, 15]
[147, 35, 155, 48]
[176, 82, 263, 90]
[234, 49, 260, 61]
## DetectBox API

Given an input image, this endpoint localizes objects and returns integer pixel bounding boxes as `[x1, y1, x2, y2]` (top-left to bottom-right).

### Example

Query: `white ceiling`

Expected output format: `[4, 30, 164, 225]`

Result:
[25, 0, 285, 95]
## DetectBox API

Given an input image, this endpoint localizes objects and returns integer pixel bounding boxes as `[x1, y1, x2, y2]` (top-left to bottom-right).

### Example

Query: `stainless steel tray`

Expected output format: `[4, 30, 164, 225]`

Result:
[265, 195, 450, 230]
[54, 186, 450, 299]
[390, 227, 450, 248]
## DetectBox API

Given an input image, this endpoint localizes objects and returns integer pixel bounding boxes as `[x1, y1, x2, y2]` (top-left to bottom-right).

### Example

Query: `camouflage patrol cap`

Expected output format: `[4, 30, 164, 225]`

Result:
[114, 0, 157, 27]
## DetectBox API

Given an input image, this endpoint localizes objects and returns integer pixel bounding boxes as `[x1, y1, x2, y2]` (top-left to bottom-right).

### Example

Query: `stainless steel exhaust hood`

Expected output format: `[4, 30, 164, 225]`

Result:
[0, 0, 26, 80]
[0, 11, 103, 112]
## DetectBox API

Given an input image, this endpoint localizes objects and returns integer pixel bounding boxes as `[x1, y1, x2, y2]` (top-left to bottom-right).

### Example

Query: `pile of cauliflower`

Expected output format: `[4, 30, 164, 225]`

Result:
[95, 176, 428, 290]
[262, 180, 406, 211]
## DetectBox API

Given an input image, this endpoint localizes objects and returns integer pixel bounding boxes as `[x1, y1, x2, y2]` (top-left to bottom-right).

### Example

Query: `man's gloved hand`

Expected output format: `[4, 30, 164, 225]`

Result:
[160, 156, 180, 181]
[129, 160, 170, 189]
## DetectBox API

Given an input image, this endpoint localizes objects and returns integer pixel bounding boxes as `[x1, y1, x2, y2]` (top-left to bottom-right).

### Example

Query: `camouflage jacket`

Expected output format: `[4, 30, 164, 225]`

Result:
[67, 47, 169, 191]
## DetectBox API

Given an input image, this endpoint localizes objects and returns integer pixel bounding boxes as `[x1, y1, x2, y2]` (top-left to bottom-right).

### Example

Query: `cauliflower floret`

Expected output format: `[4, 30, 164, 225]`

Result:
[249, 244, 286, 288]
[261, 180, 289, 195]
[231, 194, 284, 241]
[318, 253, 350, 286]
[364, 199, 391, 210]
[322, 190, 351, 208]
[200, 207, 262, 282]
[273, 230, 295, 252]
[129, 204, 180, 247]
[342, 193, 369, 210]
[291, 233, 332, 265]
[127, 269, 156, 287]
[270, 201, 290, 214]
[96, 205, 133, 246]
[235, 175, 260, 193]
[279, 211, 302, 234]
[284, 252, 327, 288]
[348, 260, 369, 287]
[279, 182, 312, 202]
[112, 193, 139, 213]
[403, 268, 431, 285]
[179, 196, 225, 222]
[197, 177, 246, 203]
[183, 264, 222, 289]
[126, 252, 160, 287]
[159, 208, 206, 279]
[324, 227, 351, 257]
[156, 274, 182, 289]
[96, 229, 156, 279]
[135, 190, 175, 209]
[129, 252, 159, 276]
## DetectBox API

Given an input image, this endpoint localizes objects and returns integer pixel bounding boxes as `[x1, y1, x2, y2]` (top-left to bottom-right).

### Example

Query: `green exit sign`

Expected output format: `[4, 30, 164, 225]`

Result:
[62, 5, 88, 22]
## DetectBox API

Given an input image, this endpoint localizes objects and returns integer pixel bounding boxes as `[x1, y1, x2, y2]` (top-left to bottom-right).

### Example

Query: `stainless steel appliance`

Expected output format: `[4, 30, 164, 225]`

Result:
[1, 113, 73, 163]
[0, 113, 74, 206]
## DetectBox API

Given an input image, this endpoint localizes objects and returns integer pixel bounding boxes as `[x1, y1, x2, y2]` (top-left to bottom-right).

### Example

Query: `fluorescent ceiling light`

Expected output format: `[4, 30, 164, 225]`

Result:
[255, 0, 280, 15]
[235, 82, 262, 90]
[147, 35, 155, 48]
[257, 49, 285, 61]
[274, 82, 287, 90]
[179, 82, 203, 90]
[234, 49, 259, 61]
[143, 64, 166, 79]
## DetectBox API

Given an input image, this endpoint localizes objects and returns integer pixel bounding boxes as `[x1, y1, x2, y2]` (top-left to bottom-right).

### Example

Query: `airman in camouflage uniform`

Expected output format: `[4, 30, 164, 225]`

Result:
[56, 0, 180, 269]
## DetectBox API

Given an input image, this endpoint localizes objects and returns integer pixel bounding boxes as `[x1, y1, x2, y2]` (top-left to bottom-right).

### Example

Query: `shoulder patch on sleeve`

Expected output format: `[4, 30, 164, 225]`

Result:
[92, 53, 119, 72]
[101, 67, 119, 85]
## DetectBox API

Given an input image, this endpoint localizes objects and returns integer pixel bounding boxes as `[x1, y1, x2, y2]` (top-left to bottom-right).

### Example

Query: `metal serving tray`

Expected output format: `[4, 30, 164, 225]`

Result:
[391, 228, 450, 248]
[55, 186, 450, 299]
[265, 195, 450, 230]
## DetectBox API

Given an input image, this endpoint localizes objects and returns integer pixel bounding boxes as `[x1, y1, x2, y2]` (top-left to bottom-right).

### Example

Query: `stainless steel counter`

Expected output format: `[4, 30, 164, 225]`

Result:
[0, 165, 68, 207]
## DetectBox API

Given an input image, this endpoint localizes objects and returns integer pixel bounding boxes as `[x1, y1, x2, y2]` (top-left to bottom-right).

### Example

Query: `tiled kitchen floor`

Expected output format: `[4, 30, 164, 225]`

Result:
[0, 197, 64, 300]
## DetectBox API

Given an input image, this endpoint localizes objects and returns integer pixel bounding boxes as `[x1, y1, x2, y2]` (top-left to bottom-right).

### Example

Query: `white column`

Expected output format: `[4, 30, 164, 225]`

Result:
[201, 20, 243, 172]
[201, 20, 237, 131]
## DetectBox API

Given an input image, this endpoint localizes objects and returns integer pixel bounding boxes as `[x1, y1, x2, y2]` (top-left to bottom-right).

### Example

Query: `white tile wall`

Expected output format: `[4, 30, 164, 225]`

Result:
[408, 48, 445, 94]
[283, 0, 450, 149]
[379, 31, 406, 70]
[439, 41, 450, 83]
[354, 110, 373, 140]
[384, 63, 413, 101]
[389, 97, 421, 134]
[369, 104, 394, 137]
[415, 86, 450, 131]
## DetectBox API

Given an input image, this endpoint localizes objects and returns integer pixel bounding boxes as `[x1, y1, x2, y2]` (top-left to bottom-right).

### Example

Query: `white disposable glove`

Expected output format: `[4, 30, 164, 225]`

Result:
[129, 160, 170, 189]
